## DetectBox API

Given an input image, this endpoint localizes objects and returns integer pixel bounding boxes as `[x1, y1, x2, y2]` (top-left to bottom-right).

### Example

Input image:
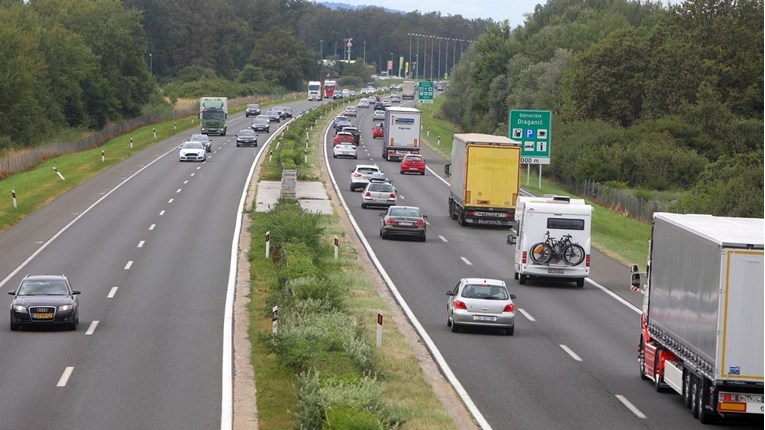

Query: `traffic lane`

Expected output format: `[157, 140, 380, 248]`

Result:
[50, 132, 254, 428]
[0, 143, 208, 427]
[363, 210, 648, 429]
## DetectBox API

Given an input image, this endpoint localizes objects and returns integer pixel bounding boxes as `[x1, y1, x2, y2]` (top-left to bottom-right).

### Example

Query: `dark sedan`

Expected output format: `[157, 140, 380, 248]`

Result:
[265, 109, 281, 123]
[236, 129, 258, 147]
[9, 275, 80, 331]
[379, 206, 427, 241]
[245, 104, 261, 117]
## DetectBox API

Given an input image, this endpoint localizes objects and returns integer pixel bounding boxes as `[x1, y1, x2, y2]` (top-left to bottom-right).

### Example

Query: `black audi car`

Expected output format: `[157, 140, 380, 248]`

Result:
[9, 274, 80, 331]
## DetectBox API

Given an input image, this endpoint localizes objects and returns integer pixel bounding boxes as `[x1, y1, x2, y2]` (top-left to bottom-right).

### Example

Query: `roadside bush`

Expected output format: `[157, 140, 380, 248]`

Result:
[277, 242, 320, 284]
[289, 276, 346, 311]
[265, 199, 324, 251]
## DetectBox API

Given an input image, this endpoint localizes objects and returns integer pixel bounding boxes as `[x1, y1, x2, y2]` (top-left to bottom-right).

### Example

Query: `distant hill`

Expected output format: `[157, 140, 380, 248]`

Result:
[318, 2, 404, 15]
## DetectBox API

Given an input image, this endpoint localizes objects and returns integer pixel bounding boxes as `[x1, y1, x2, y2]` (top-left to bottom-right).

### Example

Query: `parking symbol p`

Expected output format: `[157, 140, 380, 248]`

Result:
[526, 129, 535, 139]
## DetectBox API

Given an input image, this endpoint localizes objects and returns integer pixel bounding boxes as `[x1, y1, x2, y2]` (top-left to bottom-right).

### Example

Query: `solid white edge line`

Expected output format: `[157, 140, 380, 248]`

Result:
[518, 308, 536, 322]
[615, 394, 647, 419]
[57, 367, 74, 387]
[323, 124, 494, 430]
[85, 320, 99, 335]
[221, 116, 295, 430]
[0, 143, 183, 290]
[586, 278, 641, 314]
[107, 286, 118, 298]
[559, 344, 583, 362]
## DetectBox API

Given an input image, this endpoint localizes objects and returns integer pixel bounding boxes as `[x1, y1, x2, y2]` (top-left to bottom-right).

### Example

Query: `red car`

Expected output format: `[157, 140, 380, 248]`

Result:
[333, 132, 355, 146]
[372, 125, 384, 139]
[400, 154, 426, 175]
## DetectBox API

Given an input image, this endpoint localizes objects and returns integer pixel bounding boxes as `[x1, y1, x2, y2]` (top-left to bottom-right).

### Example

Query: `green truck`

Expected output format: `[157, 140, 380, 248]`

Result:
[199, 97, 228, 136]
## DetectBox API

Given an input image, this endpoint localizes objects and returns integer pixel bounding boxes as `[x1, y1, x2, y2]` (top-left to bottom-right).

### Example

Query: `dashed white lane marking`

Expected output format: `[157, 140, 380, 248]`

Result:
[184, 180, 189, 184]
[57, 367, 74, 387]
[137, 241, 145, 248]
[615, 395, 647, 419]
[85, 321, 99, 335]
[460, 257, 473, 266]
[124, 261, 133, 270]
[190, 173, 196, 177]
[518, 308, 536, 322]
[107, 286, 118, 298]
[560, 344, 583, 362]
[159, 210, 165, 216]
[168, 198, 174, 204]
[149, 224, 156, 230]
[196, 166, 201, 170]
[176, 188, 182, 193]
[438, 235, 448, 242]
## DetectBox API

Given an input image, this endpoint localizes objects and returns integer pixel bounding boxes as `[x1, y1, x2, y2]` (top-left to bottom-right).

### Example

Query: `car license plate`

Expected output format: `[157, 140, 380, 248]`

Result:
[476, 219, 502, 225]
[548, 268, 565, 274]
[473, 315, 497, 322]
[398, 222, 414, 226]
[34, 312, 53, 319]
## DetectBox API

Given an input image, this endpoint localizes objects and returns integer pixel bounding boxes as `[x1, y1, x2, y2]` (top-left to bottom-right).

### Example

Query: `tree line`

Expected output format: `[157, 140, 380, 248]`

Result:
[441, 0, 763, 217]
[0, 0, 487, 150]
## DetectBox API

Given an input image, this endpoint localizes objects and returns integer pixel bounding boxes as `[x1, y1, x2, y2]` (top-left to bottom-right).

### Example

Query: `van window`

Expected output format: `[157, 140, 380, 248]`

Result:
[547, 218, 585, 230]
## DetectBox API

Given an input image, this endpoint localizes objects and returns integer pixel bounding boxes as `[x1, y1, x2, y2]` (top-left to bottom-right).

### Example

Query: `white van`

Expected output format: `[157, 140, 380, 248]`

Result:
[507, 195, 592, 288]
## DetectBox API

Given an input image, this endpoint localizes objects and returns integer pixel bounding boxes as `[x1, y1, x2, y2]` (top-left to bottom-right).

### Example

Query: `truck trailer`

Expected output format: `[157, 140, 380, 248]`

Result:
[402, 80, 416, 100]
[444, 134, 521, 228]
[382, 107, 421, 161]
[507, 195, 592, 287]
[199, 97, 228, 136]
[632, 213, 764, 424]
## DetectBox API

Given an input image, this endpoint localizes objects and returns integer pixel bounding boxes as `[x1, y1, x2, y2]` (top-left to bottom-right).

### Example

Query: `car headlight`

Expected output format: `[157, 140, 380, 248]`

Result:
[59, 304, 74, 312]
[12, 304, 27, 312]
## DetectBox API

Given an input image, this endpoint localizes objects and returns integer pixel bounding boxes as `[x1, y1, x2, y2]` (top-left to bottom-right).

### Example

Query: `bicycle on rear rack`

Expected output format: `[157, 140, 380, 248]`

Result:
[529, 231, 585, 266]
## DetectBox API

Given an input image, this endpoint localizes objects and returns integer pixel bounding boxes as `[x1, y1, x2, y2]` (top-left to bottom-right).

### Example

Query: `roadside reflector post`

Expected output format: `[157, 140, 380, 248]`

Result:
[437, 136, 441, 146]
[427, 127, 430, 137]
[173, 121, 177, 130]
[130, 137, 133, 149]
[53, 167, 65, 181]
[190, 115, 194, 124]
[272, 306, 279, 335]
[101, 150, 105, 162]
[334, 236, 339, 260]
[153, 128, 157, 139]
[265, 231, 271, 258]
[376, 311, 383, 348]
[11, 190, 17, 208]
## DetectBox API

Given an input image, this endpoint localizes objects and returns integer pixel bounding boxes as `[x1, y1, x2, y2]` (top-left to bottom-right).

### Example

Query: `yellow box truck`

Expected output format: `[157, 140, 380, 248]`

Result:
[444, 134, 521, 228]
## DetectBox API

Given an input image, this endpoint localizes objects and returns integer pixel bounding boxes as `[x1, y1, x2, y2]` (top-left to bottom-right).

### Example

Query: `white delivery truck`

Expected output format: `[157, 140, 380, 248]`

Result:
[507, 195, 592, 288]
[402, 80, 416, 100]
[632, 213, 764, 424]
[382, 107, 421, 161]
[308, 80, 323, 101]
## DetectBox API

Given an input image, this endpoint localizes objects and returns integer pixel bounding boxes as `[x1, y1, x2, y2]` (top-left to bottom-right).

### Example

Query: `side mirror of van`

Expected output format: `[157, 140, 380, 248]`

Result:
[506, 234, 516, 246]
[444, 163, 451, 178]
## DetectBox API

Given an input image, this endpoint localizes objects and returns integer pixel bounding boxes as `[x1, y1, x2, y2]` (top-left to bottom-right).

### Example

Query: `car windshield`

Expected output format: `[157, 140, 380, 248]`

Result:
[202, 111, 225, 120]
[389, 208, 420, 218]
[182, 142, 204, 149]
[190, 134, 209, 142]
[462, 284, 509, 300]
[18, 280, 68, 296]
[239, 130, 256, 137]
[254, 118, 269, 124]
[247, 104, 259, 109]
[368, 184, 392, 192]
[405, 156, 422, 162]
[357, 168, 378, 174]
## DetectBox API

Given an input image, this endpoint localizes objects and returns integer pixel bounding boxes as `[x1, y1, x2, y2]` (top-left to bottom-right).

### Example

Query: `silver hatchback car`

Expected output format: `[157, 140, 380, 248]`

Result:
[361, 181, 397, 208]
[446, 278, 516, 335]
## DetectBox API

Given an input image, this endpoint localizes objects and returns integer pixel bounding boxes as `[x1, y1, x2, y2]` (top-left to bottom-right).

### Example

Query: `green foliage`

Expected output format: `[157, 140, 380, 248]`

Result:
[265, 198, 324, 252]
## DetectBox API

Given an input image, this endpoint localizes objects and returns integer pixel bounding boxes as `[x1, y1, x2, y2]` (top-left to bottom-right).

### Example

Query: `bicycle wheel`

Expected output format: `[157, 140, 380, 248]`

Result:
[562, 243, 585, 266]
[529, 242, 553, 264]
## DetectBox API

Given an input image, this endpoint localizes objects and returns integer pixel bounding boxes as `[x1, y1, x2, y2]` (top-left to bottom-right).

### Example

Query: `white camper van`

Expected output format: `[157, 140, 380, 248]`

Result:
[507, 195, 592, 288]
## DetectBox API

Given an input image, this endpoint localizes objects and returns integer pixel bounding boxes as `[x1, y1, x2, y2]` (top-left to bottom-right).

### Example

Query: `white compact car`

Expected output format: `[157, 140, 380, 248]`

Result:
[333, 143, 358, 159]
[179, 141, 206, 162]
[349, 164, 380, 191]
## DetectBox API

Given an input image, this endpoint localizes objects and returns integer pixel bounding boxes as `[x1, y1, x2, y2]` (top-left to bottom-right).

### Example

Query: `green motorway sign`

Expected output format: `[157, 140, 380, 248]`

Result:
[418, 81, 434, 103]
[509, 110, 552, 165]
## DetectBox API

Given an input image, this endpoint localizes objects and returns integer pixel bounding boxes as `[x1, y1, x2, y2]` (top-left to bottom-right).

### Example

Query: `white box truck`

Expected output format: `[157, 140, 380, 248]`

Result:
[402, 80, 416, 100]
[507, 195, 592, 287]
[382, 107, 421, 161]
[632, 213, 763, 424]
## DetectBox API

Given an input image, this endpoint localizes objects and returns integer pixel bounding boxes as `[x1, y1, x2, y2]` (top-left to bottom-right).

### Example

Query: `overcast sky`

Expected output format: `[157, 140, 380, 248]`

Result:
[320, 1, 680, 27]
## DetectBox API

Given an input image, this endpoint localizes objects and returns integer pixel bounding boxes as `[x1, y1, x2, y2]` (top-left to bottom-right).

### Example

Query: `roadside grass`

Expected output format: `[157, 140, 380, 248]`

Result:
[0, 117, 198, 233]
[247, 104, 462, 429]
[417, 96, 455, 160]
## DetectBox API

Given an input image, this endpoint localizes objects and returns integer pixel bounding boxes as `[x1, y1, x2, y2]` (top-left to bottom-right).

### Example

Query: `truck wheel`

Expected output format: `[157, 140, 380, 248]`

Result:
[697, 378, 717, 424]
[690, 376, 700, 418]
[519, 274, 527, 285]
[683, 371, 693, 408]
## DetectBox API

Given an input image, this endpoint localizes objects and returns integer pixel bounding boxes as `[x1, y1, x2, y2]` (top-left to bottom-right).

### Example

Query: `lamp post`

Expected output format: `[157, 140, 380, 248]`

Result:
[319, 40, 324, 79]
[429, 37, 434, 80]
[408, 33, 412, 79]
[389, 52, 393, 76]
[415, 54, 418, 80]
[363, 40, 366, 65]
[415, 35, 420, 80]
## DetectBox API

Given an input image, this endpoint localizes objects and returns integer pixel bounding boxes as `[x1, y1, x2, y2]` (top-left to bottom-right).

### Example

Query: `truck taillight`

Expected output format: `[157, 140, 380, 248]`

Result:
[503, 303, 515, 313]
[466, 211, 475, 216]
[586, 254, 591, 267]
[454, 300, 467, 310]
